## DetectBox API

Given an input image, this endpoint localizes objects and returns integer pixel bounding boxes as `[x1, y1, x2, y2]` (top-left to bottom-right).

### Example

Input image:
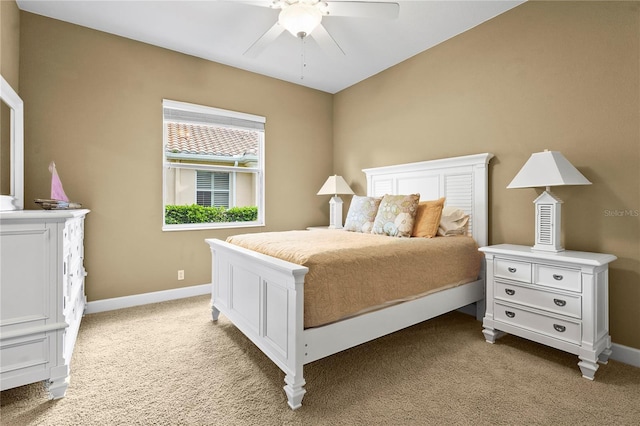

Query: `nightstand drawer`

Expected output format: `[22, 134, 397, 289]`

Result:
[495, 281, 581, 319]
[495, 258, 531, 283]
[494, 302, 581, 345]
[534, 264, 581, 292]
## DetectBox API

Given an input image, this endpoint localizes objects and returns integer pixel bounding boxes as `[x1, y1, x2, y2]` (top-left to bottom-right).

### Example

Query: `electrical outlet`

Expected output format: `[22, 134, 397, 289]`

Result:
[178, 270, 184, 280]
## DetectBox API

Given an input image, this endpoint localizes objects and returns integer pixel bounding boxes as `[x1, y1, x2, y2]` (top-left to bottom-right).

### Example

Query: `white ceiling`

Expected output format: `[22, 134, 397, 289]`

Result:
[16, 0, 525, 94]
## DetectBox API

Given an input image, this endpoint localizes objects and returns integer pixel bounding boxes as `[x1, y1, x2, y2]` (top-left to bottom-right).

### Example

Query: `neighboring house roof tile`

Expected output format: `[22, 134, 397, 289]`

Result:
[166, 122, 258, 157]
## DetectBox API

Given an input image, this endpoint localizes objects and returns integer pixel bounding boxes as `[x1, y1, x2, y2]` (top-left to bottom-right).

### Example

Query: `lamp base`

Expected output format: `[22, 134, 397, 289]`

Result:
[533, 190, 564, 253]
[328, 196, 344, 229]
[532, 244, 565, 253]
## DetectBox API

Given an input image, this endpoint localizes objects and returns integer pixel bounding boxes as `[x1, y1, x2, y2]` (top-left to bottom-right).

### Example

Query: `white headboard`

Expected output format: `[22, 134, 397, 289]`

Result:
[363, 153, 494, 247]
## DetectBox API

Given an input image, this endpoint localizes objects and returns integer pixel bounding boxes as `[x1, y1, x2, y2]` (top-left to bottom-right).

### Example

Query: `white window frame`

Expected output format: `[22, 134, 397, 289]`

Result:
[162, 99, 265, 231]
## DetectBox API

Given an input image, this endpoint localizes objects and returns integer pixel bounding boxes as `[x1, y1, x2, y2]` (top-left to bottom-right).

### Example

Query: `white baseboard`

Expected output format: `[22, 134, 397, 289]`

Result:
[85, 283, 211, 314]
[610, 343, 640, 368]
[84, 285, 640, 369]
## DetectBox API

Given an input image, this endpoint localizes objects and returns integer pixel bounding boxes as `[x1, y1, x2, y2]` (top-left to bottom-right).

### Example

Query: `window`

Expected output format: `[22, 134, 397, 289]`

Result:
[162, 100, 265, 231]
[196, 171, 230, 208]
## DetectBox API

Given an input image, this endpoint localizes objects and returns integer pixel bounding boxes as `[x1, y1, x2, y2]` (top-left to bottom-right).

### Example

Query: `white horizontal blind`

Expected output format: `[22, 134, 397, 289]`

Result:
[197, 171, 212, 190]
[163, 99, 265, 131]
[212, 173, 230, 208]
[196, 171, 213, 207]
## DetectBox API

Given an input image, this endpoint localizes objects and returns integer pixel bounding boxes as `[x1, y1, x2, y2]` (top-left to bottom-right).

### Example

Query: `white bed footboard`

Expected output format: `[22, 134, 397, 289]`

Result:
[207, 238, 309, 409]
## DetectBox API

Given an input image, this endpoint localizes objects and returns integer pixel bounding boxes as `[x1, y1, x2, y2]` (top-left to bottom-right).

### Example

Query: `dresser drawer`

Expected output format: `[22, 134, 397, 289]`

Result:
[495, 258, 532, 283]
[0, 334, 51, 391]
[494, 302, 581, 345]
[534, 264, 581, 292]
[495, 281, 581, 319]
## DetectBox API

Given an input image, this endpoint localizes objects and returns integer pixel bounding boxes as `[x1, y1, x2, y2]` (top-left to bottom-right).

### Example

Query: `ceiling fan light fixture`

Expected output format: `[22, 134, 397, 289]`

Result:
[278, 3, 322, 38]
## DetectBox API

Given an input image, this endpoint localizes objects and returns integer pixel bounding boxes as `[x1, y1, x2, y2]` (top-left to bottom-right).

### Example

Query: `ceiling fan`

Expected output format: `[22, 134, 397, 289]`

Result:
[239, 0, 400, 58]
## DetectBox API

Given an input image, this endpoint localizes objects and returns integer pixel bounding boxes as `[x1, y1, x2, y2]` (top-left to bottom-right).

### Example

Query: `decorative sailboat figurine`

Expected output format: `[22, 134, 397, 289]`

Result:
[35, 161, 82, 209]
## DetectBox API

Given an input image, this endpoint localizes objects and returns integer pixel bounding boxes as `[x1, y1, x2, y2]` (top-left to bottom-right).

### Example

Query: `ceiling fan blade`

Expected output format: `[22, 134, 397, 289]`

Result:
[325, 1, 399, 19]
[311, 24, 345, 57]
[231, 1, 279, 8]
[243, 22, 286, 58]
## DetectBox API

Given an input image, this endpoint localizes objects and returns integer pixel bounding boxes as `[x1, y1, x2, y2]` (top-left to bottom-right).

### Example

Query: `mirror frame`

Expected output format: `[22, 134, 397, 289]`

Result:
[0, 75, 24, 211]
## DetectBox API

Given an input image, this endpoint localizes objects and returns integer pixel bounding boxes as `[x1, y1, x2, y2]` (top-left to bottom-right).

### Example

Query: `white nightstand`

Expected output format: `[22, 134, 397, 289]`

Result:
[479, 244, 616, 380]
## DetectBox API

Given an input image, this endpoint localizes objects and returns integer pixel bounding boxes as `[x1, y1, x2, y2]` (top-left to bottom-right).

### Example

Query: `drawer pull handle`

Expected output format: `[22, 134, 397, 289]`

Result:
[505, 311, 516, 318]
[505, 289, 515, 296]
[553, 324, 566, 333]
[508, 267, 517, 273]
[554, 299, 566, 307]
[553, 274, 564, 281]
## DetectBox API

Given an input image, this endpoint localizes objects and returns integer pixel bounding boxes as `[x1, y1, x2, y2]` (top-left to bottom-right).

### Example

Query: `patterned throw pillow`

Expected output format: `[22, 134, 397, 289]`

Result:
[372, 194, 420, 237]
[344, 196, 382, 233]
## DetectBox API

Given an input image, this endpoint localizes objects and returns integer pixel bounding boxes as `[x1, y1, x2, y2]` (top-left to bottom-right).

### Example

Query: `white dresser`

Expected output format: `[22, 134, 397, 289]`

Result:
[0, 209, 89, 398]
[480, 244, 616, 380]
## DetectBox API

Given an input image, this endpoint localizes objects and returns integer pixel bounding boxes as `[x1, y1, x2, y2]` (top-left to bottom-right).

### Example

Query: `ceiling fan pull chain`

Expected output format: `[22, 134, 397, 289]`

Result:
[300, 36, 307, 80]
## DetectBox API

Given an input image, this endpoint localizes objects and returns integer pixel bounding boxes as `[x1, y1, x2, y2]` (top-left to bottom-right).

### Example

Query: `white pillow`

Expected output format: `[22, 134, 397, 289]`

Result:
[438, 207, 469, 236]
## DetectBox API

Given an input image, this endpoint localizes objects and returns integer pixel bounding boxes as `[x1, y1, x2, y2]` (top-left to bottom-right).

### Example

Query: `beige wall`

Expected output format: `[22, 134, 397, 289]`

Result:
[19, 12, 333, 301]
[334, 1, 640, 349]
[236, 172, 256, 207]
[1, 0, 20, 89]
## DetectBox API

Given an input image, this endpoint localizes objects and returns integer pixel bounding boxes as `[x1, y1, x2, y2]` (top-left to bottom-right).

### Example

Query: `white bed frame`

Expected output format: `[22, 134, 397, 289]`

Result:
[206, 153, 493, 409]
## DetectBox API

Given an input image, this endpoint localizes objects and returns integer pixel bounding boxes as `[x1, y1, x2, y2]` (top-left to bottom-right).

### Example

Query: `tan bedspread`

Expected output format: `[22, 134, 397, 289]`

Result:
[227, 230, 482, 328]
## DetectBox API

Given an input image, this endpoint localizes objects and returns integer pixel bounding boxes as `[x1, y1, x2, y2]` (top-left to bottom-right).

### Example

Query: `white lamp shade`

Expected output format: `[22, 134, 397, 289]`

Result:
[507, 151, 592, 189]
[278, 3, 322, 37]
[317, 175, 354, 196]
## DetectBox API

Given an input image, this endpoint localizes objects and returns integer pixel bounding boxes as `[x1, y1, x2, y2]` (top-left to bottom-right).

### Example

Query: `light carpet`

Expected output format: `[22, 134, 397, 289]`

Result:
[1, 295, 639, 425]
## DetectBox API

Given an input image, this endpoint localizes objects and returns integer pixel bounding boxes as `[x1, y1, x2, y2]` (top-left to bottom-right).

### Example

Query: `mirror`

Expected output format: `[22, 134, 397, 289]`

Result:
[0, 75, 24, 211]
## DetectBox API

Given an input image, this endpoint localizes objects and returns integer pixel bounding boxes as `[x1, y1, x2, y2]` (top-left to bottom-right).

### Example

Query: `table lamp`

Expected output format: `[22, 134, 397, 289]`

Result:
[317, 175, 354, 229]
[507, 150, 591, 252]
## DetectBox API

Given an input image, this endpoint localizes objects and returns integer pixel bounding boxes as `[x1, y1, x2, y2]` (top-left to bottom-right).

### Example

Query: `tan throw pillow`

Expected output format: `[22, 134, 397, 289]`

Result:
[344, 195, 382, 233]
[372, 194, 420, 237]
[412, 197, 445, 238]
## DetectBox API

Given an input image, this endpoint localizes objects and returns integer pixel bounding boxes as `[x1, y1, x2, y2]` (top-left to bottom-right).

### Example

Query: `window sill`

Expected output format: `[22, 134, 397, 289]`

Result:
[162, 221, 265, 232]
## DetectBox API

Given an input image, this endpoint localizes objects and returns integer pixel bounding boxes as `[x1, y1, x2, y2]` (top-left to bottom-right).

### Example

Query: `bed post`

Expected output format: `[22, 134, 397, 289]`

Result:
[284, 368, 306, 409]
[283, 267, 306, 409]
[209, 244, 221, 322]
[211, 305, 220, 322]
[472, 154, 493, 320]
